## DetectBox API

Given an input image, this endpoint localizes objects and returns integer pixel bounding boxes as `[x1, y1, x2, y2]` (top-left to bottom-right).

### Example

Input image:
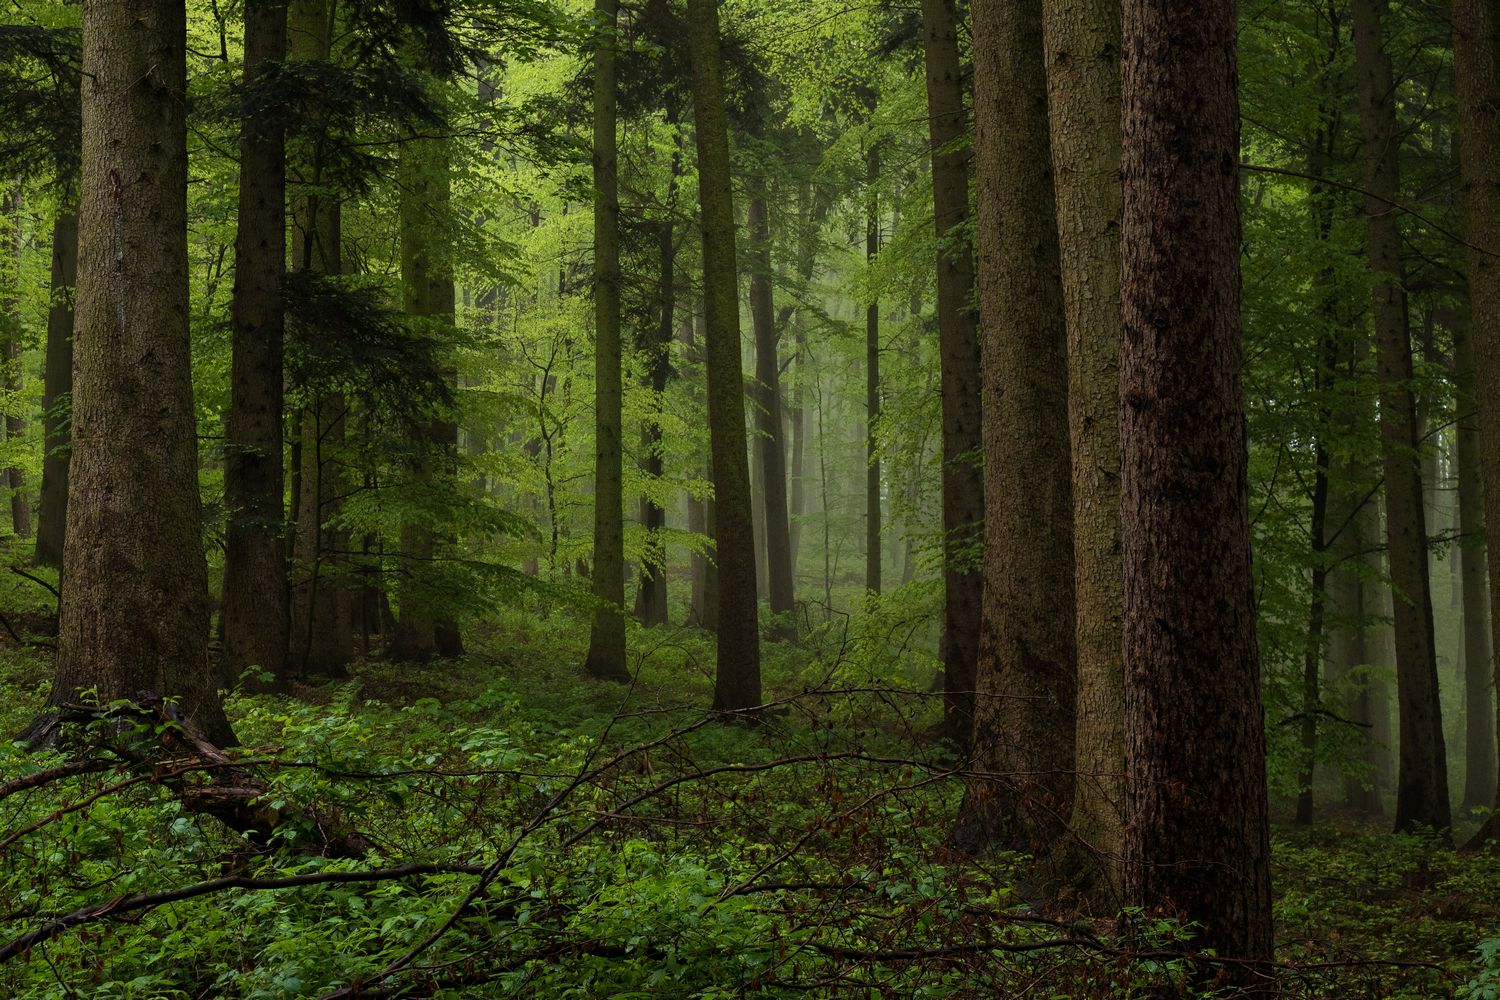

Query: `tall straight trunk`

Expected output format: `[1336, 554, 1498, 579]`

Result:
[391, 137, 462, 661]
[688, 0, 760, 711]
[1120, 0, 1273, 972]
[222, 0, 289, 687]
[864, 145, 881, 597]
[583, 0, 629, 681]
[633, 208, 674, 628]
[1453, 317, 1495, 812]
[1452, 0, 1500, 847]
[2, 190, 28, 540]
[787, 182, 814, 577]
[1327, 459, 1385, 815]
[1040, 0, 1124, 897]
[749, 191, 795, 637]
[35, 210, 76, 569]
[920, 0, 985, 745]
[955, 0, 1076, 862]
[45, 0, 232, 744]
[287, 0, 351, 677]
[1352, 0, 1451, 835]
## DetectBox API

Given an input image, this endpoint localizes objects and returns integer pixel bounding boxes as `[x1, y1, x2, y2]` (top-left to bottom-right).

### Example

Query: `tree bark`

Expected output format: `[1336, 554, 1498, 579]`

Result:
[582, 0, 629, 681]
[1039, 0, 1124, 899]
[1452, 0, 1500, 847]
[35, 210, 75, 569]
[864, 144, 881, 598]
[1120, 0, 1273, 972]
[749, 191, 795, 638]
[1351, 0, 1451, 835]
[222, 0, 290, 688]
[688, 0, 760, 712]
[46, 0, 233, 744]
[954, 0, 1076, 864]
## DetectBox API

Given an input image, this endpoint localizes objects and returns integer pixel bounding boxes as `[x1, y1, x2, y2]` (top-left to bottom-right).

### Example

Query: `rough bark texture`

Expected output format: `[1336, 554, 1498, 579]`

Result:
[286, 0, 352, 677]
[688, 0, 761, 712]
[1453, 318, 1495, 812]
[955, 0, 1076, 862]
[1039, 0, 1124, 901]
[864, 145, 881, 597]
[49, 0, 233, 744]
[919, 0, 985, 747]
[582, 0, 629, 682]
[1119, 0, 1274, 972]
[1351, 0, 1451, 835]
[1452, 0, 1500, 847]
[35, 210, 75, 569]
[749, 192, 795, 638]
[222, 0, 290, 688]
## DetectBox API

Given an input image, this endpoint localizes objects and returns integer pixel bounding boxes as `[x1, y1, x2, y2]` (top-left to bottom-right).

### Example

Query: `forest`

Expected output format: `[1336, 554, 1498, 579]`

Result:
[0, 0, 1498, 995]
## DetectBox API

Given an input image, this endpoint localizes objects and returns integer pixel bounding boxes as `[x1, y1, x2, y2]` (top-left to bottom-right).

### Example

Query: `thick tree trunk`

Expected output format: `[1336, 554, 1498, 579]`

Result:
[919, 0, 985, 746]
[1040, 0, 1124, 899]
[1453, 318, 1495, 812]
[688, 0, 760, 712]
[955, 0, 1076, 864]
[287, 0, 352, 677]
[749, 192, 795, 638]
[1119, 0, 1273, 972]
[35, 211, 76, 569]
[864, 145, 881, 597]
[583, 0, 629, 681]
[1452, 0, 1500, 848]
[222, 0, 289, 688]
[46, 0, 233, 744]
[1352, 0, 1451, 835]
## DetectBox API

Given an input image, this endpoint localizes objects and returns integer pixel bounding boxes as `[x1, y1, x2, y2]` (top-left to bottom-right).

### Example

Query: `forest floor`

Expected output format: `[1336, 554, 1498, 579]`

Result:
[0, 591, 1496, 998]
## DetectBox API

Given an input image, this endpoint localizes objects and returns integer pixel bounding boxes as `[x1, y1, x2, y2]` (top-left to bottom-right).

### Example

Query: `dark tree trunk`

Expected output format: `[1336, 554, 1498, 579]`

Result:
[1119, 0, 1273, 972]
[749, 191, 795, 638]
[1351, 0, 1451, 835]
[864, 144, 881, 597]
[955, 0, 1076, 865]
[1040, 0, 1125, 897]
[1454, 318, 1495, 812]
[35, 210, 75, 569]
[582, 0, 629, 681]
[1452, 0, 1500, 848]
[222, 0, 290, 689]
[632, 211, 674, 629]
[46, 0, 233, 744]
[2, 190, 29, 541]
[688, 0, 760, 711]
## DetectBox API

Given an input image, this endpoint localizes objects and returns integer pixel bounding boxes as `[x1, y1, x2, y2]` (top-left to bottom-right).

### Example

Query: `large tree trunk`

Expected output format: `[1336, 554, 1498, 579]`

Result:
[1351, 0, 1451, 835]
[45, 0, 233, 744]
[390, 66, 464, 663]
[582, 0, 629, 681]
[1039, 0, 1124, 899]
[919, 0, 985, 747]
[864, 145, 881, 597]
[1119, 0, 1273, 972]
[954, 0, 1076, 864]
[35, 210, 76, 569]
[1453, 317, 1495, 812]
[1452, 0, 1500, 849]
[287, 0, 352, 678]
[221, 0, 289, 688]
[688, 0, 760, 712]
[749, 191, 795, 638]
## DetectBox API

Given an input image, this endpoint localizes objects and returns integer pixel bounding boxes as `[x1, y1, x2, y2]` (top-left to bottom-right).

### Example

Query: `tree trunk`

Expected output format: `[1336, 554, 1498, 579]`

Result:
[2, 189, 29, 540]
[222, 0, 289, 688]
[46, 0, 233, 744]
[688, 0, 760, 712]
[1120, 0, 1273, 972]
[749, 191, 795, 638]
[1327, 458, 1385, 815]
[1452, 0, 1500, 847]
[632, 209, 674, 629]
[286, 0, 352, 678]
[1352, 0, 1451, 835]
[1040, 0, 1124, 898]
[582, 0, 629, 681]
[864, 144, 881, 597]
[955, 0, 1076, 866]
[35, 210, 75, 569]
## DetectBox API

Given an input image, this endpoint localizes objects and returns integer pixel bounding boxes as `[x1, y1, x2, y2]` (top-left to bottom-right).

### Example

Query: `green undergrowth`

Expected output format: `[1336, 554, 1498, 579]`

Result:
[0, 599, 1493, 998]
